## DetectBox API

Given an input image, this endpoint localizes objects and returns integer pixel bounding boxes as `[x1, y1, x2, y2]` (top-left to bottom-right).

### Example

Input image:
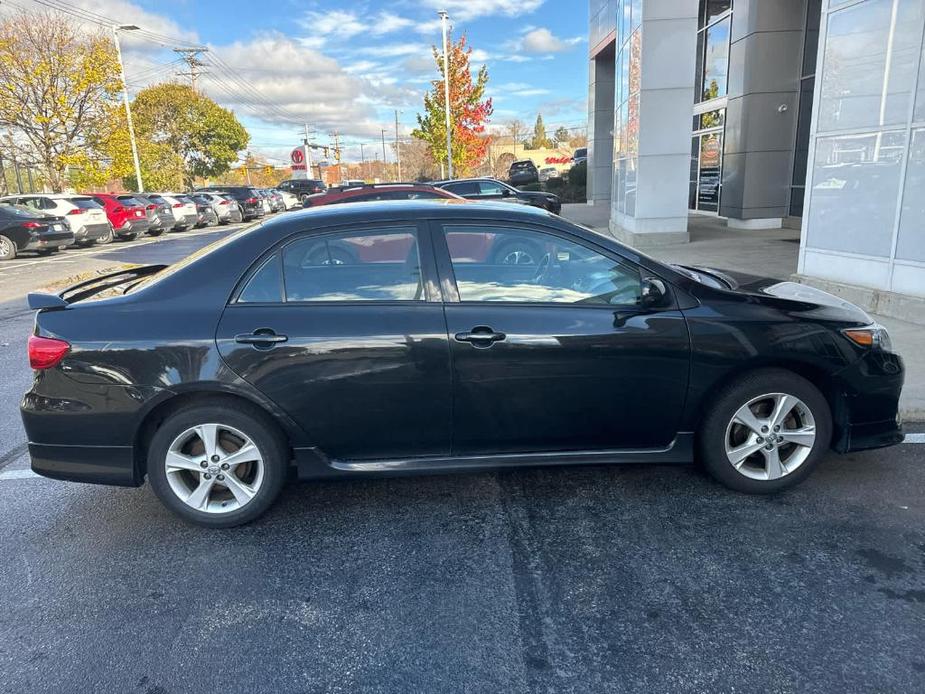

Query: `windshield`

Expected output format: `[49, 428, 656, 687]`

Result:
[671, 265, 729, 289]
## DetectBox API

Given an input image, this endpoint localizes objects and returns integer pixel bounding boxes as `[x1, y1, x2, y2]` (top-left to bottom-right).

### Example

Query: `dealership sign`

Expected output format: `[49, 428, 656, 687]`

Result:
[290, 146, 309, 179]
[544, 155, 572, 165]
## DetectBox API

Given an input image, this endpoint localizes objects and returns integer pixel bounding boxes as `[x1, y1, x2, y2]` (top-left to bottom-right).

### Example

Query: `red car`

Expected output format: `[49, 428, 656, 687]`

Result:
[302, 183, 462, 207]
[84, 193, 151, 240]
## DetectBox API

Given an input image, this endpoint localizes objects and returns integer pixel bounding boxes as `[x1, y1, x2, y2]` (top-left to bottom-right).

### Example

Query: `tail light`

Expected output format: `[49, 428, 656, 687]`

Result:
[67, 208, 85, 215]
[219, 200, 229, 205]
[246, 197, 258, 204]
[22, 221, 43, 228]
[146, 204, 156, 210]
[28, 335, 70, 370]
[173, 203, 183, 208]
[113, 206, 125, 213]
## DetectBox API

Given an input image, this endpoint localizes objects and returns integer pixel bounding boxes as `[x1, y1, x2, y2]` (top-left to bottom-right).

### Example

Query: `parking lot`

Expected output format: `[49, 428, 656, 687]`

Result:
[0, 222, 924, 692]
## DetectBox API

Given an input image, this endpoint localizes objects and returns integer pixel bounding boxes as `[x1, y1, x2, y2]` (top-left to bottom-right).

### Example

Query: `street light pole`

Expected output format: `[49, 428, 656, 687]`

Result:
[438, 10, 453, 179]
[394, 109, 402, 182]
[380, 129, 388, 181]
[113, 25, 144, 192]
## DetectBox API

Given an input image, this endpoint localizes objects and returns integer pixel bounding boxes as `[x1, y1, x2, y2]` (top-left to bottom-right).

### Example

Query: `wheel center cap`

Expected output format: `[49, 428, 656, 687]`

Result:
[207, 464, 221, 475]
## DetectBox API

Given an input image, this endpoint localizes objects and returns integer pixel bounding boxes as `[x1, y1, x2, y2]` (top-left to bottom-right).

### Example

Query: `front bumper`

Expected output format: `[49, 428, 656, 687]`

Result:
[833, 349, 905, 453]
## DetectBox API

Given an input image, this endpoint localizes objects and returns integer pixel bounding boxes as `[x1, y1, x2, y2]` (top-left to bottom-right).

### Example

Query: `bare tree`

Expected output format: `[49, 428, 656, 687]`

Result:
[0, 11, 122, 191]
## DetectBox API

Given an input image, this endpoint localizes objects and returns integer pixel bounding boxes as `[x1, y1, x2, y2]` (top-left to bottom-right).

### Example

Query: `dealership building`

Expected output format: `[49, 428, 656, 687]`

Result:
[587, 0, 925, 315]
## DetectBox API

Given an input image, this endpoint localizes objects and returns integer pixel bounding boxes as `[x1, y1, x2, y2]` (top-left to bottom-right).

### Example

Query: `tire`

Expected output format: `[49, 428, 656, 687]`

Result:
[147, 402, 289, 528]
[96, 226, 114, 245]
[119, 232, 137, 242]
[698, 368, 832, 494]
[147, 227, 164, 237]
[0, 234, 17, 260]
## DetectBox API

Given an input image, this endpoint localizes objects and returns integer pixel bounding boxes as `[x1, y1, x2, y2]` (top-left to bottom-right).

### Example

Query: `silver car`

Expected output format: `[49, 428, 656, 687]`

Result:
[194, 192, 243, 225]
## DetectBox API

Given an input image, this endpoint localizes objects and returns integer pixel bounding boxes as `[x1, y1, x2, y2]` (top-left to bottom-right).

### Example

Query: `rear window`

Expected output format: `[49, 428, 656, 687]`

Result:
[511, 162, 534, 170]
[176, 195, 195, 204]
[69, 197, 103, 209]
[116, 195, 143, 206]
[574, 148, 587, 159]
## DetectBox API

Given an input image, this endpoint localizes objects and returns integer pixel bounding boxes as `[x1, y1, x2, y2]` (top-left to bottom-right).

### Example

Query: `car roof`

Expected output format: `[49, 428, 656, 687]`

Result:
[283, 198, 552, 223]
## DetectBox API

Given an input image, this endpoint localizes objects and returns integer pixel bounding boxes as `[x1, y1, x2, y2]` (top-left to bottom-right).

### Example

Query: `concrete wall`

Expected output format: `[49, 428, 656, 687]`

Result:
[587, 46, 615, 204]
[720, 0, 807, 227]
[610, 0, 698, 246]
[800, 0, 925, 302]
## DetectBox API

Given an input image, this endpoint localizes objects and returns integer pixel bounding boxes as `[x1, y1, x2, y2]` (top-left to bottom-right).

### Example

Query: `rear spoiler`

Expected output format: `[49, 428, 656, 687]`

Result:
[27, 264, 167, 311]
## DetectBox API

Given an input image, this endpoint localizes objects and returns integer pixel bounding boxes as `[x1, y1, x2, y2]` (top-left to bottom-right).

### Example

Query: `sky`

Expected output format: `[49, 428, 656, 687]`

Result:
[8, 0, 589, 165]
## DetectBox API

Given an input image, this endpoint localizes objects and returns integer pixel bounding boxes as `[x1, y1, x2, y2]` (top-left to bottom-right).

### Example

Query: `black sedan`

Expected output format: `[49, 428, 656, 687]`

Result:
[436, 177, 561, 214]
[21, 201, 904, 527]
[0, 204, 74, 260]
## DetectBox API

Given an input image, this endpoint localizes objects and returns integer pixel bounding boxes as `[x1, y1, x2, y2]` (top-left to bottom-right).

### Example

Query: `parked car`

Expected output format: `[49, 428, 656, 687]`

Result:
[134, 195, 174, 236]
[266, 189, 286, 213]
[539, 167, 560, 182]
[0, 203, 73, 260]
[193, 192, 243, 225]
[275, 189, 299, 210]
[572, 147, 588, 166]
[277, 178, 327, 203]
[198, 186, 265, 221]
[147, 193, 197, 232]
[115, 194, 165, 237]
[85, 192, 149, 240]
[435, 178, 561, 214]
[302, 183, 462, 208]
[189, 195, 218, 228]
[20, 201, 904, 526]
[0, 194, 110, 246]
[508, 159, 539, 185]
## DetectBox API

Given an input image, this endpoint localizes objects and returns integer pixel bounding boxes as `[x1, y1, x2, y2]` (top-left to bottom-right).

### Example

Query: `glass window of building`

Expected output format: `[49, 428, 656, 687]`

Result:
[694, 0, 732, 103]
[790, 0, 822, 217]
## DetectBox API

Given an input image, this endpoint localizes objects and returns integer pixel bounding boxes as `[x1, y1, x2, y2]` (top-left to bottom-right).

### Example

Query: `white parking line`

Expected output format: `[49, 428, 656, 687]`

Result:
[0, 225, 245, 273]
[905, 433, 925, 443]
[0, 469, 39, 481]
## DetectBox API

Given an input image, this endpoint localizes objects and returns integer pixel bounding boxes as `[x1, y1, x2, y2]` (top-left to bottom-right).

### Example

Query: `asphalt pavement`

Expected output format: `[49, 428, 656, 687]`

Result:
[0, 222, 923, 692]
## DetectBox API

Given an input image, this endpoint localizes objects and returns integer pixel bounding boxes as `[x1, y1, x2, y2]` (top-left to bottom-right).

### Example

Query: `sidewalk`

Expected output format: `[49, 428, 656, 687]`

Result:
[561, 203, 924, 421]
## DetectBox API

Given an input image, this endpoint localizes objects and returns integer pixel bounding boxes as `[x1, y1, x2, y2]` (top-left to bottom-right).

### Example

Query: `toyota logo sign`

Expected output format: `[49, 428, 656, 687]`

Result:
[291, 148, 305, 164]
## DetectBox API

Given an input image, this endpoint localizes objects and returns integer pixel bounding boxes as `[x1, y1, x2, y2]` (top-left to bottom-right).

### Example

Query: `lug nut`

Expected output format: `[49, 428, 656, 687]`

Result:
[773, 425, 780, 432]
[766, 444, 774, 450]
[761, 426, 768, 433]
[756, 437, 764, 443]
[203, 473, 212, 480]
[217, 474, 225, 481]
[211, 455, 220, 462]
[200, 461, 208, 468]
[221, 463, 229, 470]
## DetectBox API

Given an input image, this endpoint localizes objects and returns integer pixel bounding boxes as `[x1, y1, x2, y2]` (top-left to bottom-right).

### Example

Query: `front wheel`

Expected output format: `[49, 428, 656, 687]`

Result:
[698, 369, 832, 494]
[147, 403, 288, 527]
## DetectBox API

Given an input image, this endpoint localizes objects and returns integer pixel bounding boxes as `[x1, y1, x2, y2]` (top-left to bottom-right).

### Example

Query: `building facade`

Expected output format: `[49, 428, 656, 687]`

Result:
[588, 0, 925, 312]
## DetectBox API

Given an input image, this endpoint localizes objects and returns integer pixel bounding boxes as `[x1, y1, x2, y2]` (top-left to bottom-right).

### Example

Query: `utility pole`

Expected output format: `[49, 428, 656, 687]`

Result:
[114, 25, 144, 192]
[174, 47, 209, 91]
[360, 143, 366, 180]
[439, 10, 453, 179]
[394, 110, 402, 182]
[333, 131, 342, 183]
[380, 129, 388, 181]
[303, 123, 314, 178]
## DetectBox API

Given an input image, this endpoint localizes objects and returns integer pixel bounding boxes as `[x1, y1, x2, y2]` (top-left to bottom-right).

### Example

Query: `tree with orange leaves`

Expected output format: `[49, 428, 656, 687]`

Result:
[412, 34, 493, 178]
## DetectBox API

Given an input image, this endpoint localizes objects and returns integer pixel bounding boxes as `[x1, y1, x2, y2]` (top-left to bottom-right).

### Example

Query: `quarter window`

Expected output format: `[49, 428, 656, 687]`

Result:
[280, 228, 422, 302]
[444, 226, 643, 306]
[444, 181, 479, 196]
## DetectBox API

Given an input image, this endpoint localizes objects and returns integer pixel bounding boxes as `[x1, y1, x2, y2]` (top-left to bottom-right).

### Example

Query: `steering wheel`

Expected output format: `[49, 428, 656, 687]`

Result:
[532, 252, 552, 284]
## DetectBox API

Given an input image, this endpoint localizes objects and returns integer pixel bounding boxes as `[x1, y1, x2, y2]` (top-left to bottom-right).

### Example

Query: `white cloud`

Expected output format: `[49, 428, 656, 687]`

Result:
[493, 82, 551, 97]
[420, 0, 545, 21]
[516, 27, 584, 54]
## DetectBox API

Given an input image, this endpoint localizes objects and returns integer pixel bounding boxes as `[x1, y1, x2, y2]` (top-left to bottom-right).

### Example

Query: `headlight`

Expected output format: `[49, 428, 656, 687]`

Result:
[842, 324, 892, 351]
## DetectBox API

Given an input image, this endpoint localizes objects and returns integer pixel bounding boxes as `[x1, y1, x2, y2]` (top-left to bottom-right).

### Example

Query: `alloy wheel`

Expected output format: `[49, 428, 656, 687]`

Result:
[723, 392, 817, 481]
[164, 423, 265, 514]
[0, 235, 13, 260]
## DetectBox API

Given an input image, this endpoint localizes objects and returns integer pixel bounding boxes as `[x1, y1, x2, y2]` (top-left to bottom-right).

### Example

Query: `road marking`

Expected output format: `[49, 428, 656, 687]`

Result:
[0, 469, 39, 481]
[0, 224, 247, 273]
[905, 433, 925, 443]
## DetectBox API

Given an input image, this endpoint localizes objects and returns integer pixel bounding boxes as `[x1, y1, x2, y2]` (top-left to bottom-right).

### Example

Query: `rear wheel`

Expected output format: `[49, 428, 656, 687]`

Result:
[147, 403, 288, 527]
[147, 227, 164, 237]
[96, 226, 114, 245]
[698, 369, 832, 493]
[0, 235, 16, 260]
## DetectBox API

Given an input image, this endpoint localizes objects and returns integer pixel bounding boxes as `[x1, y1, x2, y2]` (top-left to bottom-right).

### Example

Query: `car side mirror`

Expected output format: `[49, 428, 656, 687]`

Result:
[640, 277, 669, 309]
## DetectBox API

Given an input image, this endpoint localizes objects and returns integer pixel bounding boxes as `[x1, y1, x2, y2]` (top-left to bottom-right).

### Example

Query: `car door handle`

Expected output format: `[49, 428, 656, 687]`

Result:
[234, 329, 288, 348]
[454, 327, 506, 347]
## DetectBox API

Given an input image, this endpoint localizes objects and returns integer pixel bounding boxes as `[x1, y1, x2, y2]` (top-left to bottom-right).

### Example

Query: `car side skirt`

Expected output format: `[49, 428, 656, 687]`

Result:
[294, 433, 695, 479]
